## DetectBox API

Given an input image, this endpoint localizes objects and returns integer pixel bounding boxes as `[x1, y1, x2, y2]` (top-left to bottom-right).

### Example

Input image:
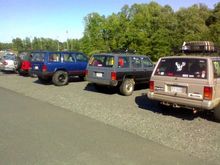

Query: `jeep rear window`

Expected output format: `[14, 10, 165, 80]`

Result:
[155, 58, 207, 79]
[31, 53, 44, 62]
[89, 55, 114, 67]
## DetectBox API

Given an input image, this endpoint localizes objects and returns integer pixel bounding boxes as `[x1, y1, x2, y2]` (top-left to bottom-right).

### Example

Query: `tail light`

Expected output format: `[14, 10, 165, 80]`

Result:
[149, 81, 154, 92]
[203, 86, 213, 100]
[42, 65, 47, 72]
[3, 61, 8, 65]
[111, 72, 116, 80]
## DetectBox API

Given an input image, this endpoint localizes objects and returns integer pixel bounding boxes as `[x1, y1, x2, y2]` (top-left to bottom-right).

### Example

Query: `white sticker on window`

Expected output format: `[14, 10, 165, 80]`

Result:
[175, 62, 186, 71]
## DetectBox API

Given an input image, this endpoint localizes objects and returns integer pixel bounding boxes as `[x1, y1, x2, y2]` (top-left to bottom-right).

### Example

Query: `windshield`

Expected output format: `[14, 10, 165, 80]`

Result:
[31, 53, 45, 62]
[3, 55, 15, 60]
[89, 55, 114, 67]
[155, 58, 207, 79]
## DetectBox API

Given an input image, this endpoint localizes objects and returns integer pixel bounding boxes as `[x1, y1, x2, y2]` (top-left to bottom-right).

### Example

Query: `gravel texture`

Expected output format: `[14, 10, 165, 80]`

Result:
[0, 74, 220, 164]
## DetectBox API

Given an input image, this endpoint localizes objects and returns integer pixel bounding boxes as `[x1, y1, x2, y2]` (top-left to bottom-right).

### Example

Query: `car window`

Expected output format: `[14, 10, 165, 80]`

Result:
[142, 57, 153, 67]
[118, 56, 130, 68]
[49, 53, 61, 62]
[32, 53, 44, 62]
[131, 57, 142, 68]
[75, 53, 88, 62]
[155, 58, 207, 79]
[89, 55, 114, 67]
[63, 53, 74, 62]
[4, 55, 15, 60]
[213, 61, 220, 78]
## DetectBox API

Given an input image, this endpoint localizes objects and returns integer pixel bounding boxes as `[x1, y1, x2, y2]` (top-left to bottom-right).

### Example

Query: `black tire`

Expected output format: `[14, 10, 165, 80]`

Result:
[119, 78, 134, 96]
[52, 71, 68, 86]
[38, 76, 51, 84]
[214, 105, 220, 122]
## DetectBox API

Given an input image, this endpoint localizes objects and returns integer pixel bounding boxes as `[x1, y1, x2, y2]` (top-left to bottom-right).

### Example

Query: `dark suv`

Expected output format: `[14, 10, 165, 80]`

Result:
[86, 53, 154, 96]
[31, 51, 88, 86]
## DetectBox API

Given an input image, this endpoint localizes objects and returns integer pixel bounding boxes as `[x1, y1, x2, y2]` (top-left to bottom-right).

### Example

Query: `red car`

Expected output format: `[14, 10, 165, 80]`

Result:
[17, 52, 32, 76]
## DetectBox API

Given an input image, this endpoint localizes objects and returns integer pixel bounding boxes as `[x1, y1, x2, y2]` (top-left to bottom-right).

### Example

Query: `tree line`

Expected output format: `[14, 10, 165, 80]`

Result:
[0, 2, 220, 60]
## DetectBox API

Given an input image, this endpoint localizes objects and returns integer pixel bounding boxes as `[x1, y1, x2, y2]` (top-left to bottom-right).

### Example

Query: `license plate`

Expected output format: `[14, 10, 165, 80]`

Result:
[34, 66, 39, 70]
[170, 86, 184, 93]
[96, 72, 103, 77]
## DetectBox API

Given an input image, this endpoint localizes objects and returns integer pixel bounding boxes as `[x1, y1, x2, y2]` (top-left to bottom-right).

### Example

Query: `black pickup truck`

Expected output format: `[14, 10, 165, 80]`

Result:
[85, 53, 154, 96]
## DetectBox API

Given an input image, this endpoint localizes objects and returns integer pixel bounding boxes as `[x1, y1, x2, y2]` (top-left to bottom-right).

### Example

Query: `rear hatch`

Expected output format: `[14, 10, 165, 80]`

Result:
[151, 57, 210, 101]
[31, 52, 45, 73]
[21, 54, 31, 70]
[86, 54, 115, 84]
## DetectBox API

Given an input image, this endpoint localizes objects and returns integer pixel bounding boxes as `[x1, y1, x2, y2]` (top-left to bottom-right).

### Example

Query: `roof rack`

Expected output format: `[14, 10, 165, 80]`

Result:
[182, 41, 216, 54]
[111, 49, 137, 54]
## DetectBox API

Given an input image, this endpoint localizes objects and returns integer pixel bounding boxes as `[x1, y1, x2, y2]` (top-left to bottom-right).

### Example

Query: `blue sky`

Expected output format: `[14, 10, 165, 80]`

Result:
[0, 0, 219, 43]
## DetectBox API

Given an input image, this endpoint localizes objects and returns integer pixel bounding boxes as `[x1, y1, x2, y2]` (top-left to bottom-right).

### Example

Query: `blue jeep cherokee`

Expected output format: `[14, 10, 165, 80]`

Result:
[31, 51, 88, 86]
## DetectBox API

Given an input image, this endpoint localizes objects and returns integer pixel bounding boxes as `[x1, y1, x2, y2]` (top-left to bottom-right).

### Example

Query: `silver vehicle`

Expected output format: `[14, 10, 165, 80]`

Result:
[147, 56, 220, 122]
[0, 54, 18, 72]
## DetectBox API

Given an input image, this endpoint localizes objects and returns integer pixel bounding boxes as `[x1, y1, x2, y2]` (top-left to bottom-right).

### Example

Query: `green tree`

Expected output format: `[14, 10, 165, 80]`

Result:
[206, 3, 220, 44]
[175, 4, 211, 42]
[82, 12, 107, 55]
[12, 38, 23, 52]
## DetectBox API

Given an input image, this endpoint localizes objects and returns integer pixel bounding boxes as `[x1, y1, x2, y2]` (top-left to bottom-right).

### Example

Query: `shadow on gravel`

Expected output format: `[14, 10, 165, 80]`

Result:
[0, 71, 17, 75]
[84, 83, 118, 95]
[33, 79, 53, 86]
[84, 83, 148, 95]
[68, 77, 85, 83]
[135, 94, 216, 122]
[33, 77, 85, 86]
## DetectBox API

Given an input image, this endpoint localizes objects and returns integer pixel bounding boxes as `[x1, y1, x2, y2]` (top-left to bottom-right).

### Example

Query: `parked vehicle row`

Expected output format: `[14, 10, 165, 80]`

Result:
[1, 41, 220, 122]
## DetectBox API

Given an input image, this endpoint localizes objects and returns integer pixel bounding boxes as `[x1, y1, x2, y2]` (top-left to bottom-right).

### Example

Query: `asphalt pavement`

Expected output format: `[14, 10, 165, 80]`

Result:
[0, 87, 208, 165]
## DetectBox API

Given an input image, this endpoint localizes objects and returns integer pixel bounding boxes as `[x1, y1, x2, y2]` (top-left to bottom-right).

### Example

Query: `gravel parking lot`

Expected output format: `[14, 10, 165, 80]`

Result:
[0, 74, 219, 164]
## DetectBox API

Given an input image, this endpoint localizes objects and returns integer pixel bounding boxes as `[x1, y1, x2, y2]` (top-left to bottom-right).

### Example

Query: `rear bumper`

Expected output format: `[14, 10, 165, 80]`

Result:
[147, 91, 218, 110]
[0, 66, 15, 71]
[19, 68, 29, 73]
[31, 70, 53, 78]
[86, 76, 118, 86]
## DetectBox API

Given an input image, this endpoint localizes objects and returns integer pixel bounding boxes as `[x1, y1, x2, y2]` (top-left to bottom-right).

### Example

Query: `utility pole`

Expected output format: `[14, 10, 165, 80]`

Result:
[57, 36, 60, 51]
[66, 30, 69, 50]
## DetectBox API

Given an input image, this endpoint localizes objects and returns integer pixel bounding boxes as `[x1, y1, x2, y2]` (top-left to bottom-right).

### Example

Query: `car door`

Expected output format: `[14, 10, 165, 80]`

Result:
[47, 52, 62, 72]
[131, 56, 144, 81]
[62, 53, 77, 75]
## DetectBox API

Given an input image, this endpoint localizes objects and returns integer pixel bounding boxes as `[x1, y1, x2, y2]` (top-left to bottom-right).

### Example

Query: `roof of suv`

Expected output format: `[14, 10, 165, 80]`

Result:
[94, 53, 149, 57]
[160, 55, 220, 60]
[31, 51, 83, 54]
